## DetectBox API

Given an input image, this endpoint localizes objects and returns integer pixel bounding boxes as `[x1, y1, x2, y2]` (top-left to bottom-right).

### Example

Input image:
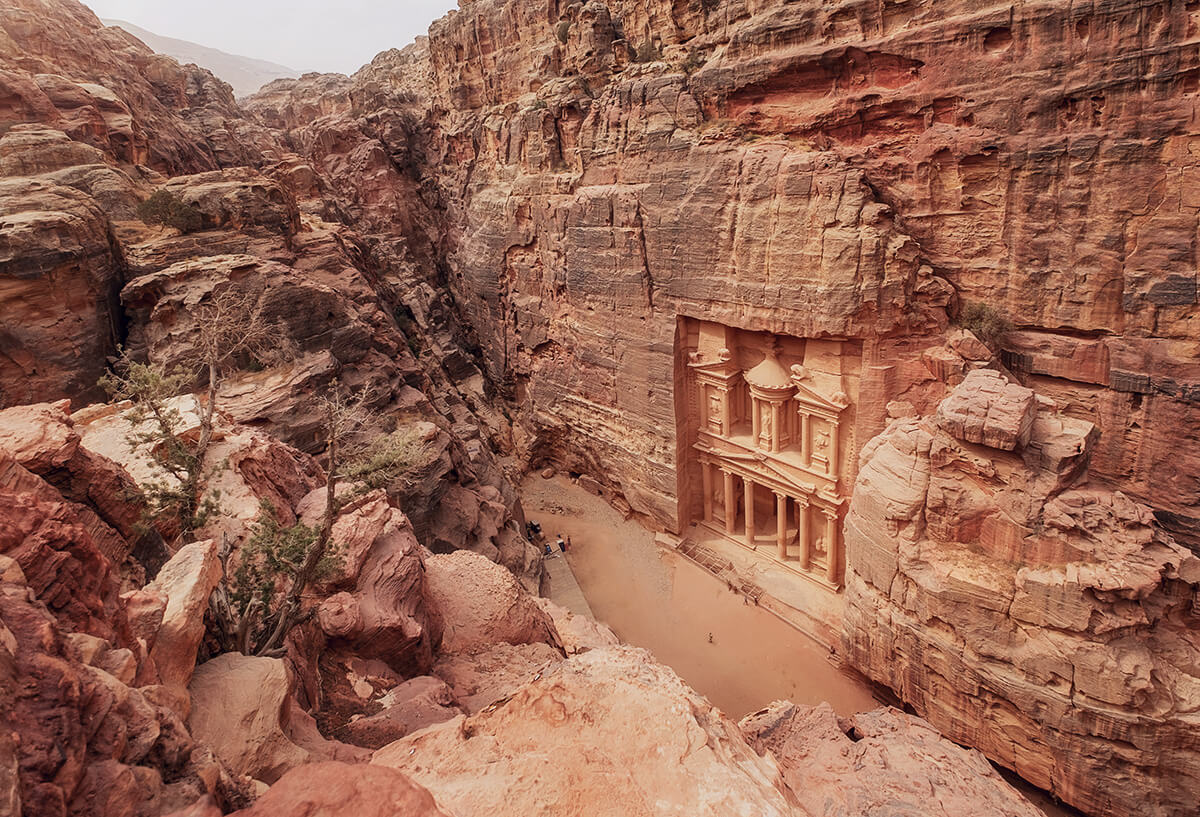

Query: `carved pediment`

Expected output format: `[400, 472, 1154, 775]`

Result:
[790, 365, 850, 414]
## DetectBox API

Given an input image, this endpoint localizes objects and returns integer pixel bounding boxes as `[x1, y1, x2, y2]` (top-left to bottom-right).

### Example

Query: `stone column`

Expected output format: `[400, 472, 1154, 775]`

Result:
[751, 398, 761, 443]
[720, 387, 731, 436]
[823, 508, 839, 584]
[827, 421, 840, 478]
[723, 470, 736, 535]
[770, 402, 782, 453]
[744, 478, 756, 547]
[701, 462, 714, 522]
[797, 496, 811, 571]
[800, 413, 811, 466]
[775, 493, 788, 559]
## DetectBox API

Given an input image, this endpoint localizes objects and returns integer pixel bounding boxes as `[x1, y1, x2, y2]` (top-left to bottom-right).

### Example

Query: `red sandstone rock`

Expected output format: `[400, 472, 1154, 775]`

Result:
[187, 653, 312, 785]
[336, 675, 464, 750]
[433, 641, 564, 715]
[532, 597, 619, 655]
[0, 178, 122, 407]
[303, 490, 438, 675]
[374, 646, 801, 816]
[230, 762, 449, 817]
[423, 549, 560, 655]
[741, 702, 1043, 817]
[936, 369, 1037, 451]
[845, 388, 1200, 817]
[146, 540, 222, 694]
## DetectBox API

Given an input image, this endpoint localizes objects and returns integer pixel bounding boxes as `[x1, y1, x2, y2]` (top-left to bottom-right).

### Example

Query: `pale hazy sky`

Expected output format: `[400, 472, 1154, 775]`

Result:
[82, 0, 459, 74]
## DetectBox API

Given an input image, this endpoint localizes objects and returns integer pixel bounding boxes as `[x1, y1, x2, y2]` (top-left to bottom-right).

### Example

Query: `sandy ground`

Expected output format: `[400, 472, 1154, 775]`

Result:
[522, 473, 1081, 817]
[522, 473, 881, 720]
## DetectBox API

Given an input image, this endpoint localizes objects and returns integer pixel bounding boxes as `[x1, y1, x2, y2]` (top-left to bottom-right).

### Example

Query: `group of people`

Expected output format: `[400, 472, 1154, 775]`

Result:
[528, 519, 571, 557]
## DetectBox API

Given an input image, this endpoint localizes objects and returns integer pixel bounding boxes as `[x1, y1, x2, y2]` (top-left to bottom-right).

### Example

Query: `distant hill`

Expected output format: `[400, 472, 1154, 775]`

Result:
[102, 19, 298, 97]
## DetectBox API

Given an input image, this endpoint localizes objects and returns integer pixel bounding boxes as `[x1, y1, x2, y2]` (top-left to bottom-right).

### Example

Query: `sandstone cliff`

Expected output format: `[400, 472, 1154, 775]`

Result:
[1, 1, 1198, 816]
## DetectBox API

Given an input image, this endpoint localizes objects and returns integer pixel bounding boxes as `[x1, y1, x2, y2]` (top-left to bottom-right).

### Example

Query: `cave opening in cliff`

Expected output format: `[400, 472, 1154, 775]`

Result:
[674, 318, 862, 600]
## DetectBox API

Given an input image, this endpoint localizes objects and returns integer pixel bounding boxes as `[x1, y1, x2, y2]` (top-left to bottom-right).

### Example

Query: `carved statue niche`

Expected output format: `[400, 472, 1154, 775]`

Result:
[789, 364, 850, 481]
[689, 347, 741, 438]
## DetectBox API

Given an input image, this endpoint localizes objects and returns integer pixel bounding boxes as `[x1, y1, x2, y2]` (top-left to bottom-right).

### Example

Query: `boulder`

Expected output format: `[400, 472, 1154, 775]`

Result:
[146, 540, 222, 692]
[187, 653, 311, 784]
[230, 762, 448, 817]
[423, 549, 559, 655]
[936, 369, 1036, 451]
[740, 702, 1043, 817]
[373, 646, 800, 817]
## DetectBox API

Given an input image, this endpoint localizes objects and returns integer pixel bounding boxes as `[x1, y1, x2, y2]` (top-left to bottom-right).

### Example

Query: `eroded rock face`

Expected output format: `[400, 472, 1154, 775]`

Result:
[0, 178, 122, 407]
[307, 491, 438, 676]
[843, 373, 1200, 817]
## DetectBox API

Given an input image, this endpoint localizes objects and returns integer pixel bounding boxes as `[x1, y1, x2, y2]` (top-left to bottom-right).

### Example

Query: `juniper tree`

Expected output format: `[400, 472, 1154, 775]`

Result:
[99, 286, 290, 540]
[205, 386, 426, 657]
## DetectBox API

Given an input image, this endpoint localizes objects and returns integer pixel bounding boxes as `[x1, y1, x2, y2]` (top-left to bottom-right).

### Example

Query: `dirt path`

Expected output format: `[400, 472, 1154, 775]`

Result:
[522, 473, 880, 720]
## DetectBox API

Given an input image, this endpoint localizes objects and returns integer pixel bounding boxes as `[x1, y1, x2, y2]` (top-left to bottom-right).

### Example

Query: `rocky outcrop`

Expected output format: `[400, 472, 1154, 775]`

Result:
[423, 550, 560, 655]
[740, 702, 1043, 817]
[229, 762, 448, 817]
[843, 371, 1200, 817]
[373, 646, 802, 817]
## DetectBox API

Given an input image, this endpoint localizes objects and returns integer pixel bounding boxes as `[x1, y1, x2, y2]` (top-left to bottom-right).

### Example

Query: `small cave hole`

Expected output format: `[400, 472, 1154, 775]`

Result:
[984, 26, 1013, 53]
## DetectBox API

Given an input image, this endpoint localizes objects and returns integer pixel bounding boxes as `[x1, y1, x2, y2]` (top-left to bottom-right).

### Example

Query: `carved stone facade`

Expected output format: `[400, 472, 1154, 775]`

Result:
[677, 319, 860, 589]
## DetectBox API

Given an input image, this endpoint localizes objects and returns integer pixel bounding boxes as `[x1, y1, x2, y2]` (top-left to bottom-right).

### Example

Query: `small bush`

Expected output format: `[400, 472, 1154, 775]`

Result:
[957, 301, 1012, 350]
[556, 20, 571, 44]
[633, 40, 662, 63]
[679, 49, 706, 75]
[137, 189, 203, 233]
[342, 427, 428, 495]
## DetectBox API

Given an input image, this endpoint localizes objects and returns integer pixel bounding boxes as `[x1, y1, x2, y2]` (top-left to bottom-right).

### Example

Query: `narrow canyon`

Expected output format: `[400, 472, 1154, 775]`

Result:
[0, 1, 1197, 816]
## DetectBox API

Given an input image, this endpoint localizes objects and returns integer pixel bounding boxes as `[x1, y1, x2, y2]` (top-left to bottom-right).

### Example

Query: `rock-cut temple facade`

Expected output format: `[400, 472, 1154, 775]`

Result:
[679, 319, 861, 589]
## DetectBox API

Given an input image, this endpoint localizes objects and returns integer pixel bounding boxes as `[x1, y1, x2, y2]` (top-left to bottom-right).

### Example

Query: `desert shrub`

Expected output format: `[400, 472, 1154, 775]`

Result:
[633, 40, 662, 63]
[229, 501, 334, 616]
[136, 189, 203, 233]
[556, 20, 571, 44]
[341, 427, 428, 495]
[958, 301, 1013, 350]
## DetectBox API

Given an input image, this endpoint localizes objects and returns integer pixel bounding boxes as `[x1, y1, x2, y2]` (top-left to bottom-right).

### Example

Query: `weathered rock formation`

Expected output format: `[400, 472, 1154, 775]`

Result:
[740, 701, 1044, 817]
[844, 370, 1200, 816]
[2, 0, 1198, 815]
